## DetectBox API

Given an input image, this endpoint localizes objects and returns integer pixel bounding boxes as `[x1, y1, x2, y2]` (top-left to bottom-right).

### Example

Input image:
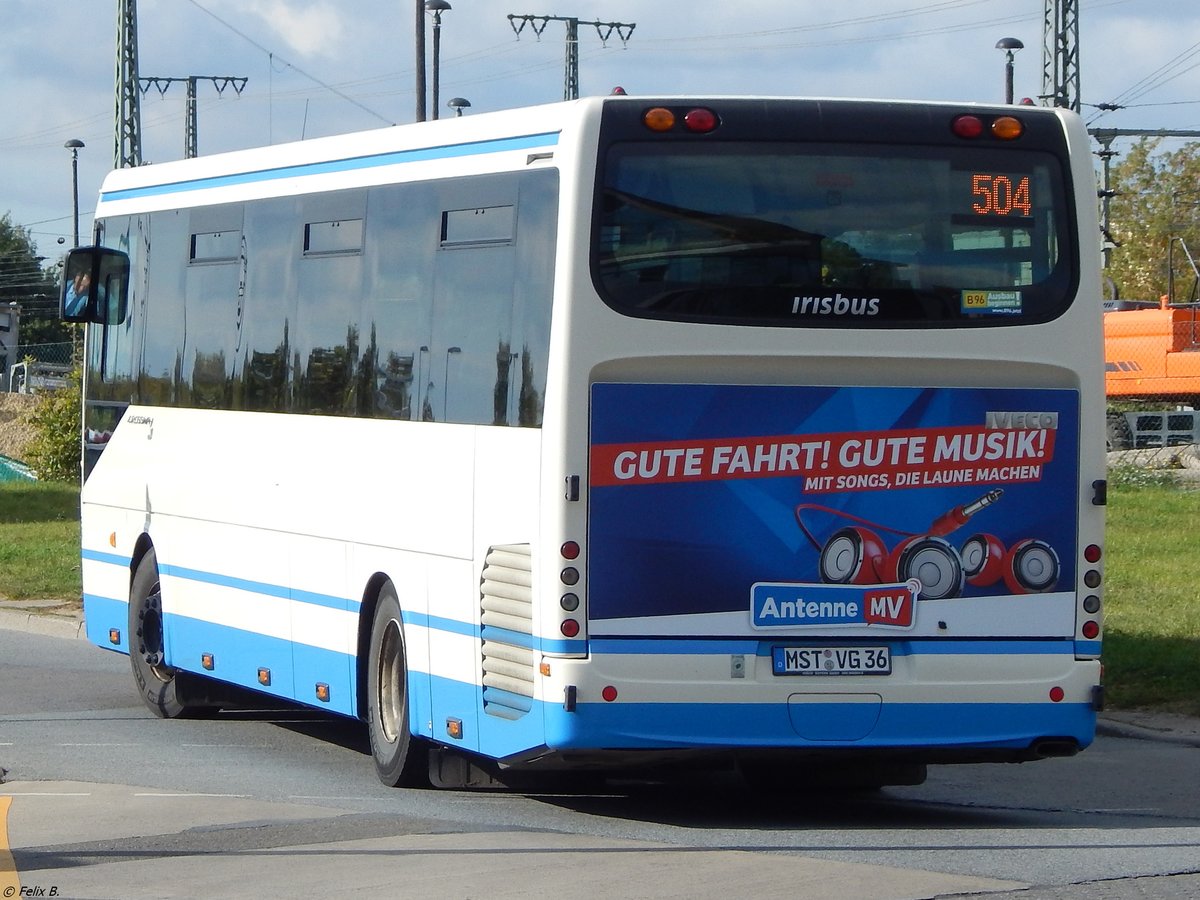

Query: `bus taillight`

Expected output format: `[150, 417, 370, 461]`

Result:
[641, 107, 720, 134]
[683, 108, 719, 133]
[951, 114, 1024, 141]
[951, 115, 985, 139]
[643, 107, 676, 131]
[991, 116, 1024, 140]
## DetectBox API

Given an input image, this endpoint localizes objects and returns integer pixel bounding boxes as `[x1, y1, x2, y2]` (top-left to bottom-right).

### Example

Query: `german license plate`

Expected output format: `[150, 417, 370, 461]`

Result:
[772, 646, 891, 676]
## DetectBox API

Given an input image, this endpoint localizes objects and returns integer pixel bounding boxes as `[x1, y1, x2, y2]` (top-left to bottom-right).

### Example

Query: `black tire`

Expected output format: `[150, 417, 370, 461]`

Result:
[367, 583, 429, 787]
[129, 548, 203, 718]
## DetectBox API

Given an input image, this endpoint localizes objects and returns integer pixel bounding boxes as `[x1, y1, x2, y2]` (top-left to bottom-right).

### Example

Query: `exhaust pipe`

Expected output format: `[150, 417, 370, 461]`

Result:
[1031, 739, 1080, 758]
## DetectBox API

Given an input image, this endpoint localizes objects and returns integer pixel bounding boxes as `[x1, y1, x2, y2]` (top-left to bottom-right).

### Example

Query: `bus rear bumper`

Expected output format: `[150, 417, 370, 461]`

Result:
[534, 697, 1096, 761]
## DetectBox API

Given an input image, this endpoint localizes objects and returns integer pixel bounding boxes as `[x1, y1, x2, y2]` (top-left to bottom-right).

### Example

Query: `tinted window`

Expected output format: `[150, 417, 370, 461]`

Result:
[595, 141, 1072, 327]
[111, 170, 558, 425]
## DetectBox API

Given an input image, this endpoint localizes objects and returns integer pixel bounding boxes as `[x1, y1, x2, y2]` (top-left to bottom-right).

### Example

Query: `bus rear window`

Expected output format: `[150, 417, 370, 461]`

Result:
[594, 142, 1074, 327]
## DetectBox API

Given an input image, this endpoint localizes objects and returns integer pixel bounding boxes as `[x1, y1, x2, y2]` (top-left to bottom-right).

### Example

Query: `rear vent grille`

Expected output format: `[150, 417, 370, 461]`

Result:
[480, 543, 534, 720]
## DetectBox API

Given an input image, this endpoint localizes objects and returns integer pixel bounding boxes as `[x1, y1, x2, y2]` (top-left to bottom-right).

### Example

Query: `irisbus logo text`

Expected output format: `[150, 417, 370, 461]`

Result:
[791, 293, 881, 316]
[751, 581, 917, 629]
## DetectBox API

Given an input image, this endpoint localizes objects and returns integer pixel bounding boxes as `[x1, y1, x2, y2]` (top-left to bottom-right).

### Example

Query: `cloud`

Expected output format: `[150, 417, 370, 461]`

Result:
[241, 0, 345, 58]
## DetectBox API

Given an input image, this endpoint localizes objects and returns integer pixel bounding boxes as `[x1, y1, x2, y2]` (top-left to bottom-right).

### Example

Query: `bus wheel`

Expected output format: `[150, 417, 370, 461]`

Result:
[129, 548, 200, 718]
[367, 583, 429, 787]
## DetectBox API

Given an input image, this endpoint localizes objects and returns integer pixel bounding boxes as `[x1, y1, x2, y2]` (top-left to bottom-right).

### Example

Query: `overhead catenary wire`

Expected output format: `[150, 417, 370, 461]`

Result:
[182, 0, 394, 126]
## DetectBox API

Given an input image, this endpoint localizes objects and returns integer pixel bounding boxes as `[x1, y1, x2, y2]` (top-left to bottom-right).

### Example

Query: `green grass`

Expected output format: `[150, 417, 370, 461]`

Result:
[0, 478, 1196, 715]
[0, 481, 82, 602]
[1102, 480, 1200, 715]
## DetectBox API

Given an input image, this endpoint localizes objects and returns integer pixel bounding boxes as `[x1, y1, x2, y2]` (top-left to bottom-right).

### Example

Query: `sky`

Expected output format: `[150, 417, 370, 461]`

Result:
[3, 0, 1199, 261]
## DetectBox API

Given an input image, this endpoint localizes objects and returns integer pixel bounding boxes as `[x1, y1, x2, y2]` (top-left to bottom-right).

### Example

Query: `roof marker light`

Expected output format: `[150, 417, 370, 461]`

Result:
[992, 116, 1025, 140]
[643, 107, 676, 132]
[952, 115, 985, 139]
[683, 107, 718, 133]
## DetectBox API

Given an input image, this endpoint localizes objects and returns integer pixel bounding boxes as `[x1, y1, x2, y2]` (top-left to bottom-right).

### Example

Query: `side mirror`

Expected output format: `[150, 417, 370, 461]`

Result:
[61, 246, 130, 325]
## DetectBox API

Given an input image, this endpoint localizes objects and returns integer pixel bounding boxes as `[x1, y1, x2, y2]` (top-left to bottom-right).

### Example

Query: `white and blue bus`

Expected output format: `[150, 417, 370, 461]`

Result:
[64, 95, 1106, 789]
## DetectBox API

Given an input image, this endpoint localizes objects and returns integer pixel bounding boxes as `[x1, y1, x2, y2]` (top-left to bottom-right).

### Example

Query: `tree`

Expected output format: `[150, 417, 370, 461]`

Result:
[1105, 140, 1200, 303]
[22, 366, 81, 481]
[0, 212, 72, 361]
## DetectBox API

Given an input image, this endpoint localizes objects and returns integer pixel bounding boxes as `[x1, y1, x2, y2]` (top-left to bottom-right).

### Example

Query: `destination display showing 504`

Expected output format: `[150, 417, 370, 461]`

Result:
[970, 172, 1033, 217]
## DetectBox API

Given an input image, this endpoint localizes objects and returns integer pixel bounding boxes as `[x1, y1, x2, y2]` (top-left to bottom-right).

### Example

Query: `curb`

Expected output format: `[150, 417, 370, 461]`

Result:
[1096, 715, 1200, 748]
[0, 606, 86, 641]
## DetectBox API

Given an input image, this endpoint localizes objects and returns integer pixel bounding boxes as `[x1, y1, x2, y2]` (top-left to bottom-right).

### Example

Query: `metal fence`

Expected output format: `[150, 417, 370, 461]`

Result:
[3, 341, 76, 393]
[1103, 298, 1200, 475]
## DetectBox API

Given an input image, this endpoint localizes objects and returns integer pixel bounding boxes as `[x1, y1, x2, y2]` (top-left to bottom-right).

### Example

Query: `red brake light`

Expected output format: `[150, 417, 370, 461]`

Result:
[1082, 620, 1100, 639]
[952, 115, 985, 139]
[1084, 544, 1102, 564]
[683, 108, 718, 133]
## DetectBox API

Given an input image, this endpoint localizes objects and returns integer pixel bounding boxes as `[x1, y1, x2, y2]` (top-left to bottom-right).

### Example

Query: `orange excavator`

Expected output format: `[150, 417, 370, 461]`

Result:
[1103, 240, 1200, 450]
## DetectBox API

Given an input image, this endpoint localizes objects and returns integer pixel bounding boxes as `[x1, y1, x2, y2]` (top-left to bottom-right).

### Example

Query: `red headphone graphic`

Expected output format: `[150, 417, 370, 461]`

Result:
[798, 490, 1059, 599]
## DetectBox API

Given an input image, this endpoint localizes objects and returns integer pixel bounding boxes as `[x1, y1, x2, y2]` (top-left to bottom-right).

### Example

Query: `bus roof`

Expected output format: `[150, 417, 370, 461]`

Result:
[94, 95, 1077, 218]
[95, 98, 582, 217]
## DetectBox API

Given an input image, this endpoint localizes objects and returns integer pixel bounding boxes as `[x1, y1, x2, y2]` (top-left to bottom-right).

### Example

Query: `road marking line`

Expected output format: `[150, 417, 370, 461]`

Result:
[133, 793, 249, 798]
[2, 796, 19, 898]
[0, 793, 92, 797]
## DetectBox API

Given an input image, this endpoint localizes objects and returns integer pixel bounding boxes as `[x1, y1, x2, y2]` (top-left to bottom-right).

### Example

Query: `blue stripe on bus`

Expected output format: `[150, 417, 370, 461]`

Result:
[541, 698, 1097, 752]
[162, 612, 357, 717]
[160, 563, 353, 611]
[83, 593, 129, 652]
[100, 132, 561, 203]
[82, 548, 132, 567]
[588, 638, 1079, 656]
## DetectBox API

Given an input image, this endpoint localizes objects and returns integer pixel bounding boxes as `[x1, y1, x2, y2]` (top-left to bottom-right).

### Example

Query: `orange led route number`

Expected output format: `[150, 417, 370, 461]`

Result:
[971, 173, 1032, 216]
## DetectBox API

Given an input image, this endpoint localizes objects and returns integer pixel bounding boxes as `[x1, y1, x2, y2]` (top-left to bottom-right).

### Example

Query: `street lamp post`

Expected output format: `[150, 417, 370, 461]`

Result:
[415, 0, 427, 122]
[64, 139, 85, 247]
[995, 37, 1024, 105]
[425, 0, 451, 121]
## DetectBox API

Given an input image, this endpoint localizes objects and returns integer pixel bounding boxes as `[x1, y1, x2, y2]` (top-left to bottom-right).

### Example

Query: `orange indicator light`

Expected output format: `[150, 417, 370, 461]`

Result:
[643, 107, 675, 131]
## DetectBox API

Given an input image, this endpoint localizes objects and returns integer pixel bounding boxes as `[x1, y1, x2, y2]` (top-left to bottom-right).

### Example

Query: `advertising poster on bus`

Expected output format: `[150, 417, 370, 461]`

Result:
[588, 383, 1080, 638]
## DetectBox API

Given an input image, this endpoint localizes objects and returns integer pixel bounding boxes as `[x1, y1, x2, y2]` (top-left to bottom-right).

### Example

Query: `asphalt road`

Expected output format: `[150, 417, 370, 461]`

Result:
[1, 620, 1198, 899]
